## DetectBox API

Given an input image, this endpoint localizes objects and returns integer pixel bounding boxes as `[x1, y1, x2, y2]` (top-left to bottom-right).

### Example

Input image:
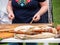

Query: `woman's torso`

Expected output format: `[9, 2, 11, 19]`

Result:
[12, 0, 48, 23]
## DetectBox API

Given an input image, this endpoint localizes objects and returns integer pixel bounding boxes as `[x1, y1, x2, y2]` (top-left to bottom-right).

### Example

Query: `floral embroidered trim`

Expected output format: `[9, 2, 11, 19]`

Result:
[15, 0, 31, 7]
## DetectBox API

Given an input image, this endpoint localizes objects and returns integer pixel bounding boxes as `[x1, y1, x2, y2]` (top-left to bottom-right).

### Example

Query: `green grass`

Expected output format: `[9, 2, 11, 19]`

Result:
[49, 43, 58, 45]
[52, 0, 60, 25]
[38, 43, 44, 45]
[0, 43, 8, 45]
[0, 43, 59, 45]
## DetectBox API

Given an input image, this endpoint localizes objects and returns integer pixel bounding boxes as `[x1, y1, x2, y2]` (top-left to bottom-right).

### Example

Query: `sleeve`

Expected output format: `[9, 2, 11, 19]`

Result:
[37, 0, 46, 2]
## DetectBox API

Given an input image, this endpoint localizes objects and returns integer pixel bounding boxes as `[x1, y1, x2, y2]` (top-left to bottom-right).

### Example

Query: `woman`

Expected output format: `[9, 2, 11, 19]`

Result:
[7, 0, 48, 23]
[7, 0, 48, 45]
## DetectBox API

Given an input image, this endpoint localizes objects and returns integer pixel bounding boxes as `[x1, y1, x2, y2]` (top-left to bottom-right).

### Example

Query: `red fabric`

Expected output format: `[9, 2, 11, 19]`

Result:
[15, 0, 18, 2]
[27, 0, 31, 2]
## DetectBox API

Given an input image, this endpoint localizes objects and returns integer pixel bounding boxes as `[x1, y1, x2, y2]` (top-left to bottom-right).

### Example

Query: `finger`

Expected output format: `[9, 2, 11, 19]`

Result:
[34, 19, 39, 22]
[33, 17, 40, 22]
[8, 15, 14, 20]
[8, 15, 11, 20]
[11, 15, 14, 20]
[33, 16, 37, 21]
[11, 14, 14, 18]
[33, 18, 38, 22]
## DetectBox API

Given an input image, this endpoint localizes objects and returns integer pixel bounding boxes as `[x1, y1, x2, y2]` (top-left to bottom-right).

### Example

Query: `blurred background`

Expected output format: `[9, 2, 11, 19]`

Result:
[0, 0, 60, 45]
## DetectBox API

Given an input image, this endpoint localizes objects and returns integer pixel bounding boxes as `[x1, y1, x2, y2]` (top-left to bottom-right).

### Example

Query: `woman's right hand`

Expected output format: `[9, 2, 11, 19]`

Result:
[8, 13, 15, 20]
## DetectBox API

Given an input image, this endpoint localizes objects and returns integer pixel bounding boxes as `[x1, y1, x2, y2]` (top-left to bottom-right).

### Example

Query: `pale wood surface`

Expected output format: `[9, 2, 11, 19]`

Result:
[0, 23, 53, 29]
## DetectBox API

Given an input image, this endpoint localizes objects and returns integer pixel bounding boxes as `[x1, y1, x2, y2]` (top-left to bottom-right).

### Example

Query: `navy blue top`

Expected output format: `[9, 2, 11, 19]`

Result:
[12, 0, 48, 23]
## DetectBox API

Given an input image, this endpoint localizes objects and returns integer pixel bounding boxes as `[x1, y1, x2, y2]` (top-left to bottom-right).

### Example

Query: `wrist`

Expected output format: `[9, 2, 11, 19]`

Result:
[36, 13, 41, 16]
[7, 10, 13, 14]
[8, 11, 14, 14]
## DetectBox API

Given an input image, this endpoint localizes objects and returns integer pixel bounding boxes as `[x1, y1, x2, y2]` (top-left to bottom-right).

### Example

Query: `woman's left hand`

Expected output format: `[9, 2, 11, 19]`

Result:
[33, 14, 40, 22]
